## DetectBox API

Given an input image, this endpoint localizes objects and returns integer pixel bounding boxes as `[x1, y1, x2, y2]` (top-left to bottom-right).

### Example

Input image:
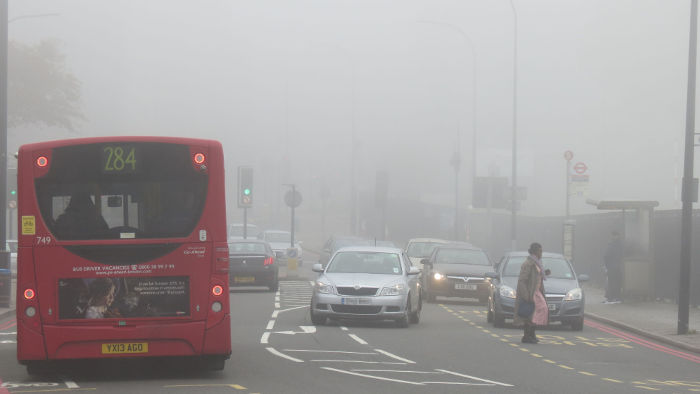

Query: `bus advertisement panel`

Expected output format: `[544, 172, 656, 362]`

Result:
[15, 137, 230, 373]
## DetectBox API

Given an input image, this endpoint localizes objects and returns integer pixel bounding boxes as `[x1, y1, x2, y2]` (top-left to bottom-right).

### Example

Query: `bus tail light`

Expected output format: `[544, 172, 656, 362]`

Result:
[212, 285, 223, 296]
[264, 257, 274, 266]
[36, 156, 48, 167]
[193, 153, 206, 164]
[24, 288, 36, 300]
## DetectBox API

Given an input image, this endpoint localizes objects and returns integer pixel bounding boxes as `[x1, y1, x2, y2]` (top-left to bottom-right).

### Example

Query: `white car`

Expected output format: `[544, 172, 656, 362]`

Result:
[257, 230, 302, 259]
[228, 223, 258, 241]
[6, 240, 17, 278]
[405, 238, 450, 267]
[310, 246, 422, 327]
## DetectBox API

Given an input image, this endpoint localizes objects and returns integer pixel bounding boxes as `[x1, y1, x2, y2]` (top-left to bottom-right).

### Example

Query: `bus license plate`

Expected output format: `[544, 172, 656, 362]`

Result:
[455, 283, 477, 290]
[548, 303, 557, 311]
[341, 297, 371, 305]
[234, 276, 255, 284]
[101, 342, 148, 354]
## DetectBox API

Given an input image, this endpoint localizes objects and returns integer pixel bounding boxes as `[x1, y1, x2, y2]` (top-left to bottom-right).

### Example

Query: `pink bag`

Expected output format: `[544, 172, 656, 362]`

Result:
[532, 291, 549, 326]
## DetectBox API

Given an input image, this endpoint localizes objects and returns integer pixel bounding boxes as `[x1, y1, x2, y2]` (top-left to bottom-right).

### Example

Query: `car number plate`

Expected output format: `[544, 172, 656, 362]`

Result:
[234, 276, 256, 284]
[101, 342, 148, 354]
[455, 283, 477, 290]
[341, 297, 371, 305]
[548, 303, 557, 311]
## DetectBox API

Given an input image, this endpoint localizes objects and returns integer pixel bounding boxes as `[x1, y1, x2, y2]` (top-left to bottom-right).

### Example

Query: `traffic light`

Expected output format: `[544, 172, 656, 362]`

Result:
[7, 167, 17, 200]
[238, 166, 253, 208]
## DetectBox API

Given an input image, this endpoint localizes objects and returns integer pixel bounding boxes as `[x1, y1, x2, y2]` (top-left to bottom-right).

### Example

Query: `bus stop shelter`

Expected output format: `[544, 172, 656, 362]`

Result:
[586, 200, 659, 300]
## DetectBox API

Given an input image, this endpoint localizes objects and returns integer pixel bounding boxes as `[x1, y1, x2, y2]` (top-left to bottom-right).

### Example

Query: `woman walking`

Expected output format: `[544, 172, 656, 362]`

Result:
[514, 243, 549, 343]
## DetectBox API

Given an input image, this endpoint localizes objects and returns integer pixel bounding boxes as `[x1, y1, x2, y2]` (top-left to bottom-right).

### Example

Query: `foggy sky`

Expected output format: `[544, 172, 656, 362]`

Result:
[8, 0, 694, 222]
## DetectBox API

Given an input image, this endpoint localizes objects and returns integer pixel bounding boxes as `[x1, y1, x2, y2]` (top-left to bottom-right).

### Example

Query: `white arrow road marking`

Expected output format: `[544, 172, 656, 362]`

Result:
[312, 360, 406, 365]
[352, 370, 438, 374]
[374, 349, 415, 364]
[284, 350, 376, 355]
[436, 369, 513, 387]
[348, 334, 367, 345]
[322, 367, 424, 385]
[274, 326, 316, 335]
[266, 347, 303, 363]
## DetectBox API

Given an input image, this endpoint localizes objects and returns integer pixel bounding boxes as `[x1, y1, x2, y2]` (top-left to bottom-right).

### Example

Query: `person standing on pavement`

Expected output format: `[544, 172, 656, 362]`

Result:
[603, 231, 624, 304]
[514, 242, 549, 344]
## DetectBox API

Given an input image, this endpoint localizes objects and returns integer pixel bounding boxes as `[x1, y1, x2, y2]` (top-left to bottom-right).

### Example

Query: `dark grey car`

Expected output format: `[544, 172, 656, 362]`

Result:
[421, 243, 491, 304]
[485, 252, 589, 330]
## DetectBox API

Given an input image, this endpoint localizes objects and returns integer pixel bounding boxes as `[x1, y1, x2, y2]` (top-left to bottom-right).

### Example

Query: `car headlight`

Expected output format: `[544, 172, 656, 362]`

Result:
[563, 287, 583, 301]
[380, 283, 406, 296]
[433, 272, 445, 281]
[499, 285, 516, 299]
[316, 281, 335, 295]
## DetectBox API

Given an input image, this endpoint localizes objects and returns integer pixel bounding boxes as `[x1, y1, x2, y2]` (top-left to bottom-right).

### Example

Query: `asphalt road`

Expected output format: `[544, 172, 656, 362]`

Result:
[0, 252, 698, 393]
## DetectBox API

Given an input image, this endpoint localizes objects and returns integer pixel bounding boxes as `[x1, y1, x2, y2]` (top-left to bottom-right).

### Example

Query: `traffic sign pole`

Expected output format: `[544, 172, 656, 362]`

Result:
[564, 151, 573, 220]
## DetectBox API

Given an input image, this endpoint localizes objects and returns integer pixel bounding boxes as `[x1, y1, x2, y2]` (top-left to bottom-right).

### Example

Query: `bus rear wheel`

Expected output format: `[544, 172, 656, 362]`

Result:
[203, 355, 226, 371]
[25, 361, 50, 376]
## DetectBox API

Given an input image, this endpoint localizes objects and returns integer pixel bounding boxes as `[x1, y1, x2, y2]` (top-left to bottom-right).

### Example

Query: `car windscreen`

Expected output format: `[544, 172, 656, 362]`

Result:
[326, 251, 402, 275]
[435, 248, 490, 265]
[503, 257, 575, 279]
[35, 142, 207, 240]
[406, 242, 442, 258]
[266, 232, 291, 243]
[334, 238, 372, 250]
[229, 242, 267, 254]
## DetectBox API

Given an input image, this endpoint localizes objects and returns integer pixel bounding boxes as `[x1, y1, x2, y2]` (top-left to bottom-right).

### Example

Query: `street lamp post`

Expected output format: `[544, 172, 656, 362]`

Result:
[450, 151, 461, 240]
[0, 1, 9, 273]
[418, 20, 478, 209]
[509, 0, 519, 251]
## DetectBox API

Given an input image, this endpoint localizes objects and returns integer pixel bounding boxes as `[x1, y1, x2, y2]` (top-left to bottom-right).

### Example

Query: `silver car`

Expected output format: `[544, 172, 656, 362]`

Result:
[310, 247, 422, 328]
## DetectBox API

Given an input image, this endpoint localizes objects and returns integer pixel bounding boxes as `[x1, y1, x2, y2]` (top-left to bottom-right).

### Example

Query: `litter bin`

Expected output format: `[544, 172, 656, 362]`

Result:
[0, 268, 10, 308]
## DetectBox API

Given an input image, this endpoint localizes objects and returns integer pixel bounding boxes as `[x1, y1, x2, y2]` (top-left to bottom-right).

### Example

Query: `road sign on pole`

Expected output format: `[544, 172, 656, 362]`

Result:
[573, 162, 588, 175]
[564, 150, 574, 161]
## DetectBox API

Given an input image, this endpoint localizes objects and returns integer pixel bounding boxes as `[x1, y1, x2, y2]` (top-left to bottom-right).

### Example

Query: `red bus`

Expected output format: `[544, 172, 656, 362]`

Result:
[15, 137, 231, 373]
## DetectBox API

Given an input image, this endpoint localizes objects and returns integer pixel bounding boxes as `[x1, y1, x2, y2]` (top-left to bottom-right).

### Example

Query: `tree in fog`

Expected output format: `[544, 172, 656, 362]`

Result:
[9, 40, 83, 131]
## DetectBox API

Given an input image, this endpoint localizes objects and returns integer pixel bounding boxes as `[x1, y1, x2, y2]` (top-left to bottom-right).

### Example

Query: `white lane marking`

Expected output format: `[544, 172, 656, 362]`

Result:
[63, 380, 80, 389]
[274, 326, 316, 335]
[0, 332, 16, 335]
[340, 326, 349, 331]
[271, 310, 280, 318]
[275, 296, 280, 302]
[0, 340, 16, 344]
[422, 382, 494, 386]
[266, 320, 275, 330]
[374, 349, 416, 364]
[277, 305, 309, 313]
[436, 369, 513, 387]
[322, 367, 424, 385]
[284, 349, 376, 355]
[266, 347, 303, 363]
[314, 360, 407, 364]
[260, 332, 270, 344]
[275, 302, 280, 309]
[348, 334, 367, 345]
[352, 370, 438, 374]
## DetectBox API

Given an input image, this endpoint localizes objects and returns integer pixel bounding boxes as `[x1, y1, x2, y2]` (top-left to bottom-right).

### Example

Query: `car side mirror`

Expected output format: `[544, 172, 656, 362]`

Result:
[407, 266, 421, 275]
[312, 263, 324, 273]
[420, 258, 432, 267]
[484, 271, 498, 279]
[578, 274, 590, 282]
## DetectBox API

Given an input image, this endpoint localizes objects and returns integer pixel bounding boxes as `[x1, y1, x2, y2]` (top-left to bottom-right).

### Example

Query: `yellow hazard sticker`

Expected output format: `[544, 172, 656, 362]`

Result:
[22, 216, 35, 235]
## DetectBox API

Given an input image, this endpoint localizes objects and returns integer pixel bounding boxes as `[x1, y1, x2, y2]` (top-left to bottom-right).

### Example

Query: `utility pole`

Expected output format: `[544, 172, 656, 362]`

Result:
[0, 0, 9, 273]
[679, 0, 697, 335]
[450, 151, 461, 241]
[509, 0, 519, 251]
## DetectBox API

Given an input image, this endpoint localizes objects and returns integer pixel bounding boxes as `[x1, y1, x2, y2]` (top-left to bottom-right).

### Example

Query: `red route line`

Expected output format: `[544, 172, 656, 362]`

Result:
[0, 319, 16, 331]
[585, 320, 700, 364]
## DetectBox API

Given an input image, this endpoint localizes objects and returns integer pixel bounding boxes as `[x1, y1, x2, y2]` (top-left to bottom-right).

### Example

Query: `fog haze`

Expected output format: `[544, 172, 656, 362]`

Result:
[8, 0, 694, 225]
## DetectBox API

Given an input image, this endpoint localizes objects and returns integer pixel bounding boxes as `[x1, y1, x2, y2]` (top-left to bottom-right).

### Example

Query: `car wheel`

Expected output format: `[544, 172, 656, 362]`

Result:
[487, 298, 494, 323]
[396, 298, 410, 328]
[409, 295, 422, 324]
[494, 312, 506, 328]
[571, 317, 584, 331]
[310, 307, 326, 326]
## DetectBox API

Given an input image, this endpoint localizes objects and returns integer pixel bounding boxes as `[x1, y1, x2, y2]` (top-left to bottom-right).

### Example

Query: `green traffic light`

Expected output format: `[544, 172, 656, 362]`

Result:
[244, 188, 251, 195]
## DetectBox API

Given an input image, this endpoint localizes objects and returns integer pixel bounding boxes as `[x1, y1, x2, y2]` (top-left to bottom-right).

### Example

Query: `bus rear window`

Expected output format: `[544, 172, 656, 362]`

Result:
[35, 143, 208, 240]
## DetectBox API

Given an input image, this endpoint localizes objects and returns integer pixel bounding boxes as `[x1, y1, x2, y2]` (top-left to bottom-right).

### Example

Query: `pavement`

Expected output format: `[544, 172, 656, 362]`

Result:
[2, 269, 698, 355]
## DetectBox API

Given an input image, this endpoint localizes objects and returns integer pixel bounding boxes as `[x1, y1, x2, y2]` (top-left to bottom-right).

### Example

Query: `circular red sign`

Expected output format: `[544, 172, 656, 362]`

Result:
[574, 162, 588, 174]
[564, 150, 574, 161]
